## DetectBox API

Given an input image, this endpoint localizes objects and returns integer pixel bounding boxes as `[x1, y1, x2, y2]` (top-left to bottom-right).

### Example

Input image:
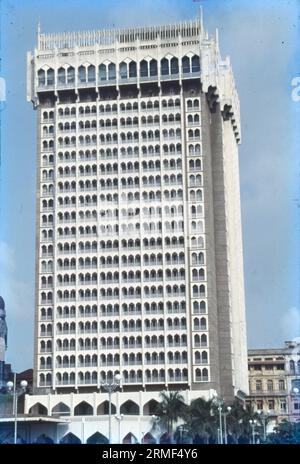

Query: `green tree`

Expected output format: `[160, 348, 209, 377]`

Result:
[226, 400, 256, 443]
[184, 397, 218, 444]
[266, 420, 300, 444]
[155, 391, 187, 438]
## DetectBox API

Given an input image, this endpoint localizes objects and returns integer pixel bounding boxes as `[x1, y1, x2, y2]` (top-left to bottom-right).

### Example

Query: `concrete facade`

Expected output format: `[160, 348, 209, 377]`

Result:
[247, 340, 300, 428]
[23, 18, 248, 443]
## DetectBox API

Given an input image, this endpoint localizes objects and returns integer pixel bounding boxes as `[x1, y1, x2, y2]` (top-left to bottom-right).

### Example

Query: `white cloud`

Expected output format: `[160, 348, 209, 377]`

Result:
[0, 240, 16, 274]
[280, 307, 300, 341]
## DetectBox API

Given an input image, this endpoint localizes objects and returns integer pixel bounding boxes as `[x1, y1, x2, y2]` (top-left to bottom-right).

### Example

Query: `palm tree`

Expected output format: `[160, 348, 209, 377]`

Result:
[184, 397, 218, 443]
[225, 400, 259, 443]
[155, 391, 187, 439]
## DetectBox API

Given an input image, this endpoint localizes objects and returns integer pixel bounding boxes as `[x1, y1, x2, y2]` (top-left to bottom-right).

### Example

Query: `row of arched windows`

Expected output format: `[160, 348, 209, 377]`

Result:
[49, 351, 191, 369]
[42, 96, 197, 125]
[45, 143, 186, 162]
[55, 283, 199, 301]
[48, 98, 183, 120]
[37, 55, 200, 86]
[48, 145, 184, 161]
[44, 316, 207, 338]
[54, 268, 189, 285]
[57, 162, 188, 178]
[40, 300, 206, 322]
[51, 300, 193, 318]
[40, 299, 205, 319]
[38, 333, 191, 353]
[52, 334, 194, 351]
[40, 235, 204, 255]
[55, 250, 188, 271]
[38, 369, 207, 387]
[54, 201, 202, 223]
[54, 127, 185, 147]
[57, 117, 184, 131]
[51, 368, 191, 385]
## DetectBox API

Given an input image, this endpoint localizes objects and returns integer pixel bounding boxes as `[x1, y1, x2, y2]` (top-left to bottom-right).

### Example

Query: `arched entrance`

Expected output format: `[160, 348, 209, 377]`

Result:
[60, 432, 81, 444]
[120, 400, 139, 415]
[142, 432, 156, 444]
[87, 432, 109, 444]
[74, 401, 93, 416]
[122, 432, 138, 444]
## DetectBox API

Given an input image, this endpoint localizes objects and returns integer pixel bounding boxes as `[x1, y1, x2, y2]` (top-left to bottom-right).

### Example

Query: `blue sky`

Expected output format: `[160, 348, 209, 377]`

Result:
[0, 0, 299, 371]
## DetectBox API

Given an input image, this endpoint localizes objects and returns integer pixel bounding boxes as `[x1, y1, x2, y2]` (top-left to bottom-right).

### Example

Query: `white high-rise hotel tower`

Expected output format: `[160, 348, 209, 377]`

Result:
[26, 17, 248, 427]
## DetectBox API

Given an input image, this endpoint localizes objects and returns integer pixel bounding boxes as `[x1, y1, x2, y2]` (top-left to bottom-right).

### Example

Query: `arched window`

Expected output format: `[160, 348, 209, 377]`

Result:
[108, 63, 116, 80]
[78, 66, 86, 83]
[170, 57, 179, 75]
[47, 69, 54, 85]
[161, 58, 169, 76]
[67, 66, 75, 83]
[129, 61, 137, 78]
[38, 69, 46, 86]
[150, 59, 158, 76]
[140, 60, 148, 77]
[99, 64, 106, 81]
[87, 65, 96, 82]
[119, 62, 127, 79]
[120, 400, 139, 415]
[58, 67, 66, 84]
[192, 55, 200, 73]
[182, 56, 190, 74]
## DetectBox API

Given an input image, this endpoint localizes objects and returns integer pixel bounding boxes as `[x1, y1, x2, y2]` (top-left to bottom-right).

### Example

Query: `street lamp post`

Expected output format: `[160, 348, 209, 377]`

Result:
[257, 410, 269, 442]
[6, 372, 28, 444]
[178, 425, 183, 444]
[115, 414, 124, 444]
[152, 414, 161, 444]
[101, 373, 121, 444]
[223, 406, 232, 445]
[214, 398, 224, 444]
[249, 419, 257, 445]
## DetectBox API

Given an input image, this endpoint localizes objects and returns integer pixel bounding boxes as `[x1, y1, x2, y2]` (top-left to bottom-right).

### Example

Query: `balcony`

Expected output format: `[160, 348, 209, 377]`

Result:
[122, 361, 143, 366]
[78, 380, 97, 385]
[119, 76, 138, 85]
[56, 346, 76, 351]
[37, 82, 55, 92]
[99, 79, 117, 87]
[181, 70, 201, 79]
[56, 364, 76, 369]
[139, 75, 158, 83]
[250, 389, 287, 396]
[78, 363, 98, 368]
[160, 73, 179, 81]
[57, 80, 76, 90]
[77, 80, 97, 89]
[37, 68, 201, 94]
[123, 378, 143, 384]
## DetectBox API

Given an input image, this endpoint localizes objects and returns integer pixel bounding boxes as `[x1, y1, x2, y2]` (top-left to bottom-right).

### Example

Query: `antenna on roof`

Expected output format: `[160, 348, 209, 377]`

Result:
[216, 27, 219, 50]
[37, 20, 41, 49]
[199, 6, 204, 31]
